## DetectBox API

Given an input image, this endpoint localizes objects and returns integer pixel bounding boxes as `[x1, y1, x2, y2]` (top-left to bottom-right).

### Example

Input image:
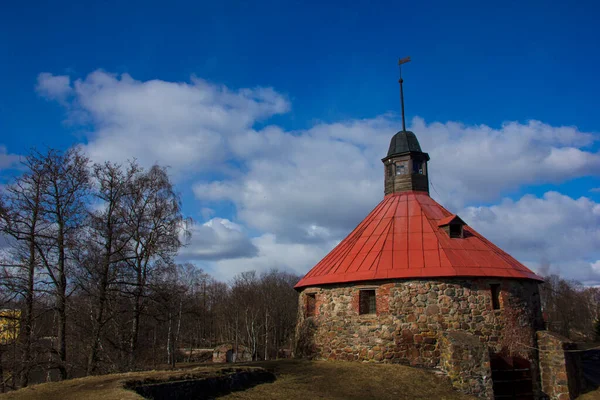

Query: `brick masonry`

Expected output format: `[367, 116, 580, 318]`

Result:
[295, 278, 544, 396]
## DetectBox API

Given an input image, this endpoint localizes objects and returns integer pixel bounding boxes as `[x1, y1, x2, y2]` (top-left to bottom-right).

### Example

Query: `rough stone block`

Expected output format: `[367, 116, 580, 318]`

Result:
[537, 330, 584, 400]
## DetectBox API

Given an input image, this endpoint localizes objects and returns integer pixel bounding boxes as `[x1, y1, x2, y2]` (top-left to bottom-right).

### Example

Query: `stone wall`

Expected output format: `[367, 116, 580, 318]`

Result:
[439, 331, 493, 399]
[537, 331, 583, 400]
[213, 344, 252, 363]
[296, 278, 543, 368]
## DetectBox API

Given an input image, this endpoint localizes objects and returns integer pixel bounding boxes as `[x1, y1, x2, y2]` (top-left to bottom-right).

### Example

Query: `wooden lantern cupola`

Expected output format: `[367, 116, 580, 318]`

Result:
[382, 57, 430, 196]
[382, 130, 430, 196]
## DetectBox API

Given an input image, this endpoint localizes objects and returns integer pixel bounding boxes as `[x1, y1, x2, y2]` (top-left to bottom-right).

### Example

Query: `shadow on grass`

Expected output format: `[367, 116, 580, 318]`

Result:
[125, 368, 275, 400]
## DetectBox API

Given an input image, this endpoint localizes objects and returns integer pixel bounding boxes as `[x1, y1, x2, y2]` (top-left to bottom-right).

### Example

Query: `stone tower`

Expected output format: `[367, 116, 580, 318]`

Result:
[294, 126, 546, 399]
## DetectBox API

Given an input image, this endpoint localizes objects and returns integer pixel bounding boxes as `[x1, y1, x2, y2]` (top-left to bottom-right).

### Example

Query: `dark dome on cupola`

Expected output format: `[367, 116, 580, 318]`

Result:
[386, 130, 425, 158]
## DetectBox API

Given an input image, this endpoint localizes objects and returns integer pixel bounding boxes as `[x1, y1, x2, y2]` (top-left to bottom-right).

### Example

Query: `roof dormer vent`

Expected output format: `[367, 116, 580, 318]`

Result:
[438, 215, 466, 239]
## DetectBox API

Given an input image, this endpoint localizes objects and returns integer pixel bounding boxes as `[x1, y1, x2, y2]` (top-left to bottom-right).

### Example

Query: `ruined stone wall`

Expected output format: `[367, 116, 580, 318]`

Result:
[439, 331, 493, 399]
[537, 331, 583, 400]
[295, 278, 543, 369]
[212, 344, 252, 363]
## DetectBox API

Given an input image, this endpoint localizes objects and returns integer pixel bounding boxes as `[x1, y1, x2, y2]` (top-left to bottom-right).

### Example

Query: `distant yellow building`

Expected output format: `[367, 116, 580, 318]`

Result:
[0, 309, 20, 344]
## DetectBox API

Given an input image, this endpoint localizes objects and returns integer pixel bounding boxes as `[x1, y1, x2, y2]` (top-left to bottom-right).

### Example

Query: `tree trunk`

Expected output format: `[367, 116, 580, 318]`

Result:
[166, 311, 171, 366]
[234, 316, 238, 363]
[129, 284, 142, 369]
[0, 347, 5, 393]
[152, 326, 157, 367]
[87, 207, 114, 375]
[166, 310, 176, 368]
[56, 291, 67, 380]
[87, 269, 108, 375]
[19, 236, 36, 387]
[264, 311, 268, 361]
[19, 184, 42, 388]
[129, 256, 148, 370]
[56, 226, 68, 381]
[174, 298, 182, 366]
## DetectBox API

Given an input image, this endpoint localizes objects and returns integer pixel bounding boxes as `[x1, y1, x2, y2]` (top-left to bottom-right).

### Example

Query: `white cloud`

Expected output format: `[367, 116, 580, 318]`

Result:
[0, 146, 20, 170]
[37, 70, 600, 283]
[195, 117, 600, 244]
[210, 233, 337, 281]
[591, 260, 600, 275]
[461, 192, 600, 284]
[36, 73, 72, 101]
[177, 218, 258, 262]
[194, 118, 387, 242]
[413, 118, 600, 209]
[200, 207, 215, 220]
[36, 71, 290, 179]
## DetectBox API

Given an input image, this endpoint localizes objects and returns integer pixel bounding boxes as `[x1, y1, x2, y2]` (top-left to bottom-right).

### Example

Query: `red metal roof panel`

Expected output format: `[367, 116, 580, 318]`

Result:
[295, 192, 543, 289]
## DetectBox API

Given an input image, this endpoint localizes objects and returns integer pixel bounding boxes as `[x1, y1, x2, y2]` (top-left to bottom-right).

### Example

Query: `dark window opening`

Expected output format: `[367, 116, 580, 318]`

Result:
[413, 160, 423, 174]
[359, 290, 376, 315]
[490, 355, 532, 398]
[449, 224, 463, 238]
[387, 164, 393, 177]
[306, 293, 316, 317]
[490, 284, 501, 310]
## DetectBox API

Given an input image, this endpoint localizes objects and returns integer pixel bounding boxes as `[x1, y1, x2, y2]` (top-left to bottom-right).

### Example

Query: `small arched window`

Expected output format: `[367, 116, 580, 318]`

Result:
[305, 293, 316, 317]
[490, 284, 501, 310]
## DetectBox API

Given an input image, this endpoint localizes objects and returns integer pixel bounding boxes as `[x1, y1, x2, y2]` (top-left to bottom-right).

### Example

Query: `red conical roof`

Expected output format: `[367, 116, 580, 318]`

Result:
[295, 191, 542, 289]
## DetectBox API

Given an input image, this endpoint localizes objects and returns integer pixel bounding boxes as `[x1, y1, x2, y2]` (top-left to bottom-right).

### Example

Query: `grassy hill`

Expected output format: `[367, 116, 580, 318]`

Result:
[0, 360, 474, 400]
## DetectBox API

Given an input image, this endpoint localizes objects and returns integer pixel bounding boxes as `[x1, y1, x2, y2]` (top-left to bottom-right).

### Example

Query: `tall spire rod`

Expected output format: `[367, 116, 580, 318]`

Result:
[398, 56, 411, 131]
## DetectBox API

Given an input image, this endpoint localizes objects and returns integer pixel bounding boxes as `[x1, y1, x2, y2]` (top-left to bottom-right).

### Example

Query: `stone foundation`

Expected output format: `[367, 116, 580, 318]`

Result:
[295, 278, 543, 397]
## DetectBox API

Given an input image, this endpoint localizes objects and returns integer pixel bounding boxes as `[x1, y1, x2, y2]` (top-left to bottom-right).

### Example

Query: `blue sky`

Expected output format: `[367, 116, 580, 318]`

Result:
[1, 0, 599, 283]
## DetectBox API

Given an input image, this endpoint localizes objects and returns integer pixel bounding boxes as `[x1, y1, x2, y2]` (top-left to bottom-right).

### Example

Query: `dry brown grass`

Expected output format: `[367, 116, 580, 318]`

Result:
[227, 360, 473, 400]
[0, 366, 260, 400]
[580, 389, 600, 400]
[0, 360, 474, 400]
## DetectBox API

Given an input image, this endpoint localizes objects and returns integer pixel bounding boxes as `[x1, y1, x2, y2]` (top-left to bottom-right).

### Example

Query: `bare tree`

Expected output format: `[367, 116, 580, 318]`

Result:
[148, 262, 188, 368]
[33, 148, 90, 380]
[0, 146, 306, 387]
[259, 270, 299, 359]
[541, 274, 600, 340]
[122, 165, 189, 369]
[226, 270, 300, 361]
[0, 152, 50, 386]
[80, 161, 139, 375]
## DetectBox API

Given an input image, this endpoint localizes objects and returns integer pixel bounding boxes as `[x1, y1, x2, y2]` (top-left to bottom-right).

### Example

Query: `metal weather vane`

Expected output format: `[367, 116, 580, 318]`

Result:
[398, 56, 411, 131]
